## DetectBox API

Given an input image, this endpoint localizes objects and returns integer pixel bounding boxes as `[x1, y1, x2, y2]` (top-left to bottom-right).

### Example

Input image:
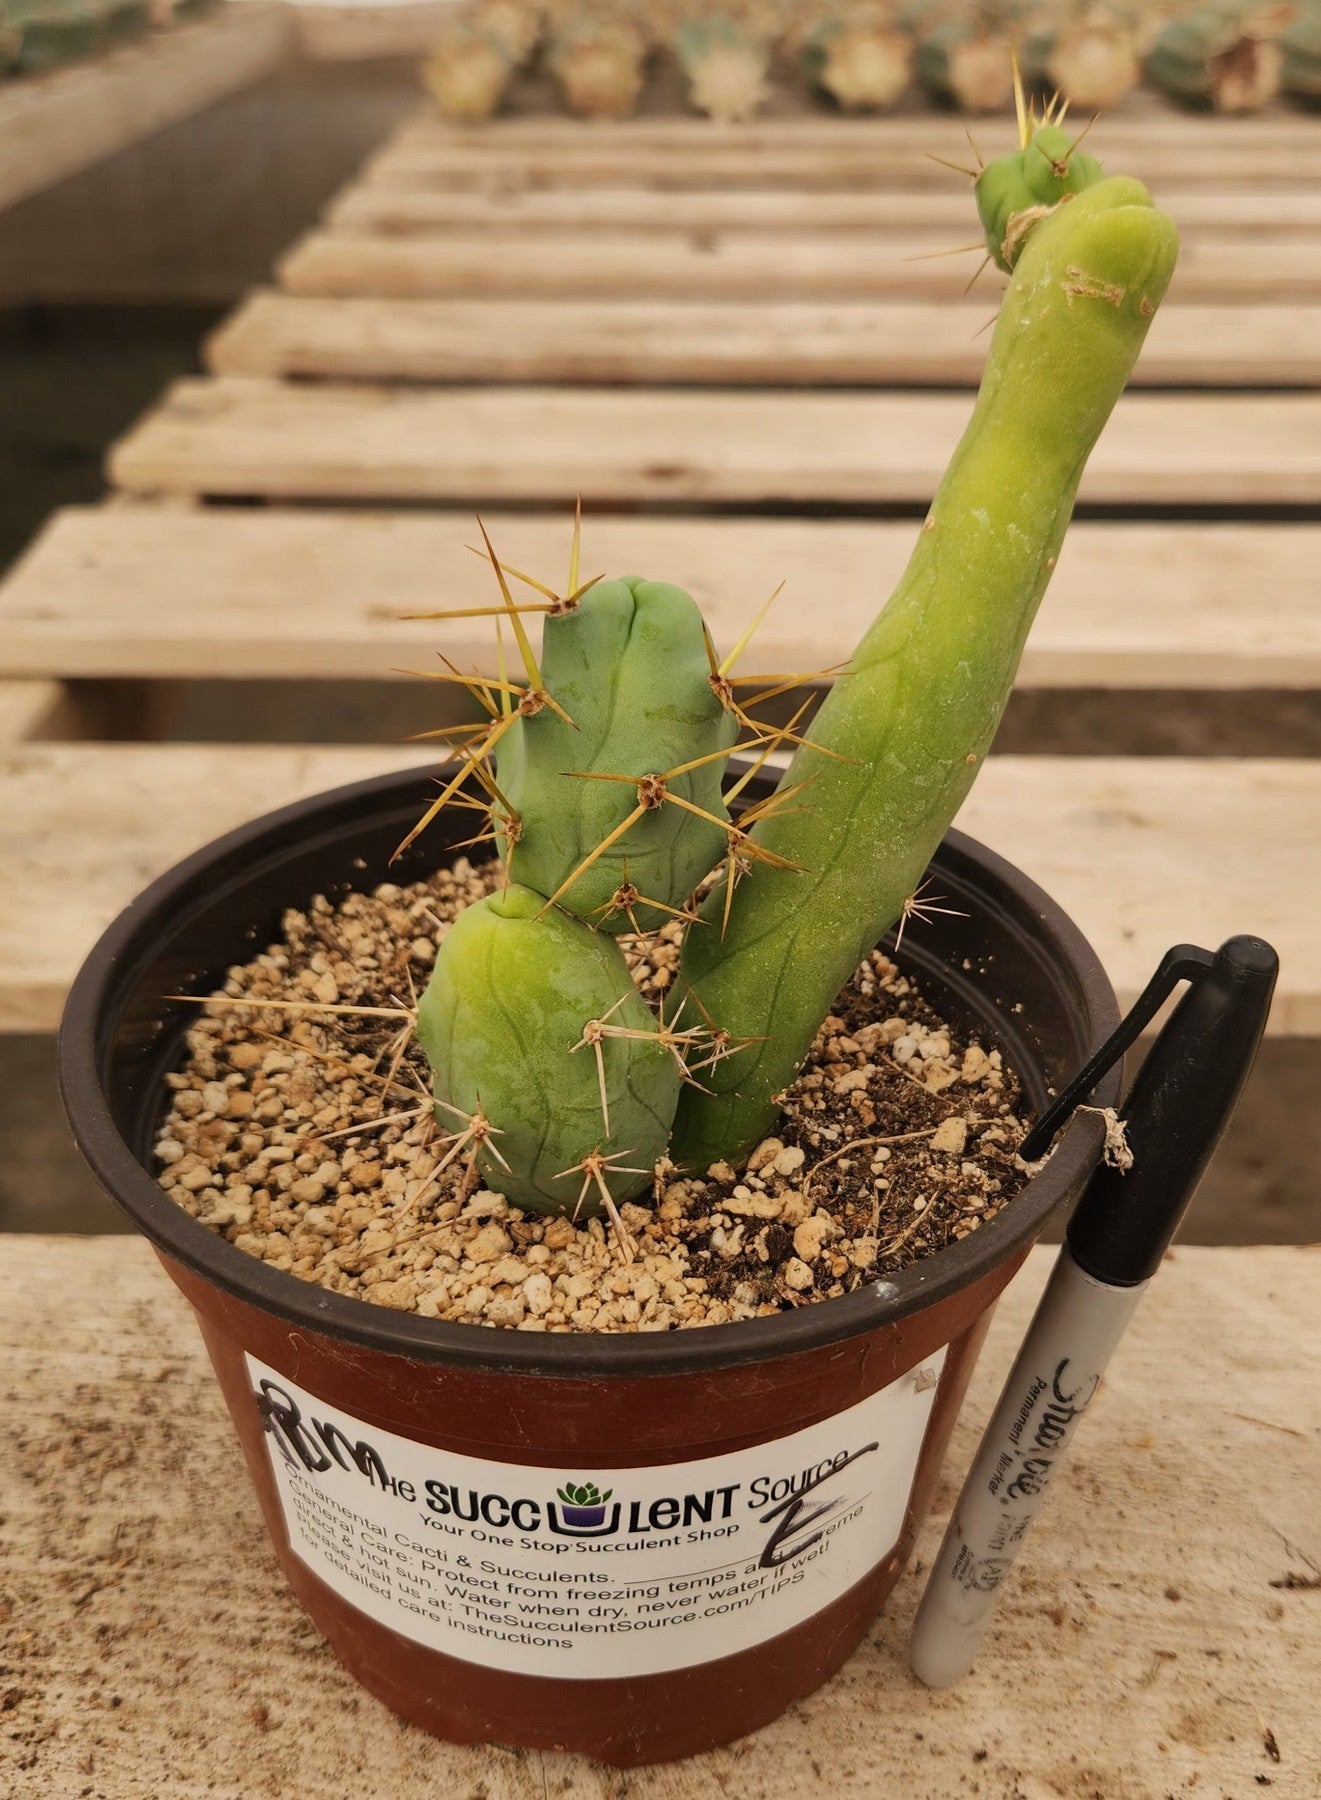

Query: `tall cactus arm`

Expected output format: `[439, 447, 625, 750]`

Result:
[672, 173, 1179, 1170]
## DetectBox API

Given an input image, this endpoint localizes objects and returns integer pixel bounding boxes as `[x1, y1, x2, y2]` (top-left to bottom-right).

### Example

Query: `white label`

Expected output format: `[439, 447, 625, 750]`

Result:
[247, 1347, 946, 1679]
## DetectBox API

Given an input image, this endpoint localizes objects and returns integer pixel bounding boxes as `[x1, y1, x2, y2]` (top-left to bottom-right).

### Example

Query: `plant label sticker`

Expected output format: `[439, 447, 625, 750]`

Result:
[247, 1348, 947, 1679]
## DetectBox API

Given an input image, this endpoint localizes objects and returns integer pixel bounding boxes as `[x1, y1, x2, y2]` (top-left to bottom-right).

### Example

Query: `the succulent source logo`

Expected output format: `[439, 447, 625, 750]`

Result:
[549, 1479, 620, 1536]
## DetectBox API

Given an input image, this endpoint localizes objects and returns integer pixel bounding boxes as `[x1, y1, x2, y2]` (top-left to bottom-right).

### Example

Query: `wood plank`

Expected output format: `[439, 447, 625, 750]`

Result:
[207, 291, 1321, 389]
[279, 226, 1321, 305]
[389, 104, 1321, 151]
[326, 181, 1321, 238]
[107, 379, 1321, 507]
[7, 508, 1318, 691]
[3, 1234, 1317, 1796]
[0, 678, 64, 740]
[2, 746, 1316, 1033]
[0, 5, 292, 214]
[361, 138, 1321, 190]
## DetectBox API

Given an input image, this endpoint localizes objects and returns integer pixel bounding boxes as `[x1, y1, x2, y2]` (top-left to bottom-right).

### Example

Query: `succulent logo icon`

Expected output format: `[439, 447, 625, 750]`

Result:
[549, 1479, 620, 1536]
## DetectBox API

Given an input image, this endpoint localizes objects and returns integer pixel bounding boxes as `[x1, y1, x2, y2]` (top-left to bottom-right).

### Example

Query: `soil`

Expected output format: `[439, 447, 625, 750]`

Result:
[154, 858, 1033, 1333]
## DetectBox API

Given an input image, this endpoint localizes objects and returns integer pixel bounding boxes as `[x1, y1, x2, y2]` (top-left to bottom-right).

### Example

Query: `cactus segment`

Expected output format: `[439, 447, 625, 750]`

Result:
[492, 578, 739, 933]
[975, 121, 1107, 272]
[671, 172, 1179, 1169]
[416, 885, 680, 1214]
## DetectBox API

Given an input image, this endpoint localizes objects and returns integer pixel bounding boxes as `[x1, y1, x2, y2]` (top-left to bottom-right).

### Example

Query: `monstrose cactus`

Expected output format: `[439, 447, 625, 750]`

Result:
[409, 94, 1178, 1243]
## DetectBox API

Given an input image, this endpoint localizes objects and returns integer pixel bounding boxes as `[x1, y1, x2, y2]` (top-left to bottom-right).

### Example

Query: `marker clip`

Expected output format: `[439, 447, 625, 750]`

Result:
[1019, 943, 1216, 1163]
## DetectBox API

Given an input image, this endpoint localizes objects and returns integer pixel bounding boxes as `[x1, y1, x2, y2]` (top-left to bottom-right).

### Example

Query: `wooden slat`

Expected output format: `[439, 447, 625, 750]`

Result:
[107, 379, 1321, 507]
[0, 6, 292, 214]
[280, 226, 1321, 305]
[389, 105, 1321, 152]
[326, 181, 1321, 238]
[2, 745, 1316, 1033]
[361, 138, 1321, 191]
[7, 508, 1319, 691]
[207, 291, 1321, 389]
[4, 1235, 1318, 1797]
[0, 678, 64, 741]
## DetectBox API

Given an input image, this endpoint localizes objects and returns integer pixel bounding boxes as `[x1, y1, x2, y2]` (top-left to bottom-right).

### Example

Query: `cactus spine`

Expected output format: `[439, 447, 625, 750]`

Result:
[412, 100, 1177, 1223]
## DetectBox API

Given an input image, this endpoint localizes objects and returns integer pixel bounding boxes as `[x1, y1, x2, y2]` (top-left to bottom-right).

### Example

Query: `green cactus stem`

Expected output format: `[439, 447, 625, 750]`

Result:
[416, 885, 681, 1219]
[493, 576, 739, 935]
[671, 145, 1178, 1169]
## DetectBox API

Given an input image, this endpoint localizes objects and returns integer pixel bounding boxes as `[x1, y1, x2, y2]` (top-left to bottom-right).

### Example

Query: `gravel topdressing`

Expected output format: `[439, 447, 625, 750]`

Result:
[155, 858, 1033, 1333]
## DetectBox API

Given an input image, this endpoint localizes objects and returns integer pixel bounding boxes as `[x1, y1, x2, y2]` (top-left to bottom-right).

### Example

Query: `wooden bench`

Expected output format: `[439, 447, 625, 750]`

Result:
[3, 1235, 1316, 1795]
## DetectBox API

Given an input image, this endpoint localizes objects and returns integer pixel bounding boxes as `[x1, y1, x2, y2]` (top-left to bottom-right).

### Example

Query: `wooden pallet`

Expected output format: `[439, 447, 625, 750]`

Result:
[325, 183, 1321, 236]
[5, 508, 1317, 689]
[2, 744, 1316, 1035]
[106, 379, 1321, 506]
[208, 291, 1321, 386]
[275, 226, 1321, 304]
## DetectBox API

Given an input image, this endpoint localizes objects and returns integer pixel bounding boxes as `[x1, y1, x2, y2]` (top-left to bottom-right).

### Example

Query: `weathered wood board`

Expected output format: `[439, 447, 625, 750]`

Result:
[2, 745, 1316, 1034]
[3, 1236, 1316, 1797]
[207, 291, 1321, 388]
[107, 380, 1321, 507]
[5, 508, 1317, 691]
[360, 137, 1321, 191]
[279, 226, 1321, 305]
[325, 181, 1321, 237]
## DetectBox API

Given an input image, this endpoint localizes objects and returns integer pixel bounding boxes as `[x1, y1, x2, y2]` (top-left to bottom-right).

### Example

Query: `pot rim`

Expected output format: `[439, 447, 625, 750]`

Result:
[59, 765, 1120, 1379]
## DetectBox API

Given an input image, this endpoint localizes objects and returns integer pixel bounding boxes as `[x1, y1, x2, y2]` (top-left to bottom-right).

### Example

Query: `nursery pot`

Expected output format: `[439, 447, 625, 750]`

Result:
[60, 765, 1120, 1767]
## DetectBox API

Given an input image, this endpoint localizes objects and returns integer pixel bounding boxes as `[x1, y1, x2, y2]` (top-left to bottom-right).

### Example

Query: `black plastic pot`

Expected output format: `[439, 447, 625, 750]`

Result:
[60, 765, 1119, 1766]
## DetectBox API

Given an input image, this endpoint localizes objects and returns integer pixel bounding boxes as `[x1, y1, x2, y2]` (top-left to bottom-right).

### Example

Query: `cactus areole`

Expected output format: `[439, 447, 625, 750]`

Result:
[415, 122, 1178, 1220]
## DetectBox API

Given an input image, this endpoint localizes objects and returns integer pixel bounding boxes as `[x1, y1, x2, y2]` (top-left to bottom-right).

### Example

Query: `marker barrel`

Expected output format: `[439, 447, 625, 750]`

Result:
[910, 1251, 1147, 1689]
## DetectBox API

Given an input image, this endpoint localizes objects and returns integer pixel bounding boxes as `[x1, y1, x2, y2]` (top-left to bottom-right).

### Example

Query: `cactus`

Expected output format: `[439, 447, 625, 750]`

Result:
[802, 4, 913, 110]
[674, 9, 774, 121]
[1144, 4, 1294, 112]
[546, 10, 648, 118]
[1023, 3, 1143, 110]
[909, 2, 1033, 111]
[424, 19, 513, 122]
[1278, 0, 1321, 95]
[472, 0, 542, 64]
[409, 91, 1177, 1226]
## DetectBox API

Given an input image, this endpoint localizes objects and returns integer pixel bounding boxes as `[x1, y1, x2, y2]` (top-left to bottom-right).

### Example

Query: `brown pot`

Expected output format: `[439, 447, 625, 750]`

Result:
[60, 766, 1119, 1766]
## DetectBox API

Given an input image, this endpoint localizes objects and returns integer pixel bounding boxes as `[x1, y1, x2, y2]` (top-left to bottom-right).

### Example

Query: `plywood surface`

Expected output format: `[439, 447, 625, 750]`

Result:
[108, 379, 1321, 506]
[0, 5, 291, 214]
[4, 508, 1319, 691]
[1, 745, 1315, 1034]
[3, 1234, 1317, 1798]
[279, 225, 1321, 304]
[207, 289, 1321, 388]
